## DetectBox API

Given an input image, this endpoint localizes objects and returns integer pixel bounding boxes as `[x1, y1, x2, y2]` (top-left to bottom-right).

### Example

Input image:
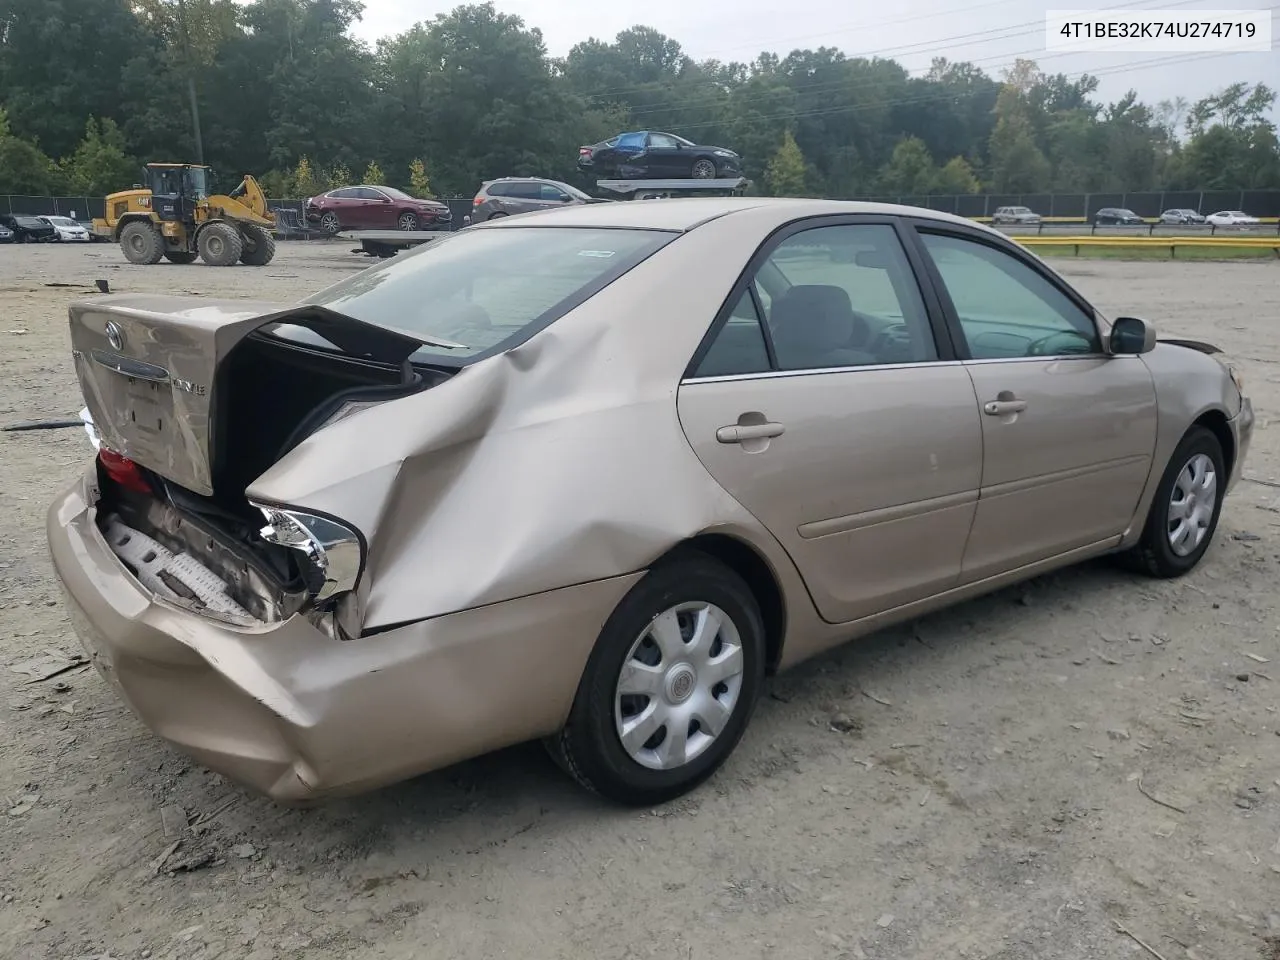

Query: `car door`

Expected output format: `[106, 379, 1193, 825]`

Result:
[611, 132, 648, 176]
[677, 219, 983, 625]
[538, 183, 573, 210]
[352, 187, 391, 228]
[909, 224, 1158, 581]
[644, 133, 683, 177]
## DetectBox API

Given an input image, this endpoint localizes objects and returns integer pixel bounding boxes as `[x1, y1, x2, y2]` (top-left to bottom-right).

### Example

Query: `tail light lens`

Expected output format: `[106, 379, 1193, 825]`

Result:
[98, 448, 151, 494]
[472, 195, 483, 206]
[579, 147, 592, 156]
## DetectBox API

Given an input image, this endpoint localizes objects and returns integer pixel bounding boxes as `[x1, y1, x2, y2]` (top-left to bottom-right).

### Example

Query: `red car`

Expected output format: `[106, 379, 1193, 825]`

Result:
[305, 185, 452, 234]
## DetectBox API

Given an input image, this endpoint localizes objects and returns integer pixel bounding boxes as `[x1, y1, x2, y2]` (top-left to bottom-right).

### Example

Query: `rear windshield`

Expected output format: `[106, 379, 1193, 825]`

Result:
[305, 226, 674, 362]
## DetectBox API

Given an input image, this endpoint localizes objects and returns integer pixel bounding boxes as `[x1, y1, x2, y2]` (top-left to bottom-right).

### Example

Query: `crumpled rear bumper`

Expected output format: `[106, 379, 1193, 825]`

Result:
[47, 471, 641, 803]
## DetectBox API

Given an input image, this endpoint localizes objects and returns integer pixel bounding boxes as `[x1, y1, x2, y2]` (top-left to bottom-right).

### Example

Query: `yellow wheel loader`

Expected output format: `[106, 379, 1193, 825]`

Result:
[93, 163, 278, 267]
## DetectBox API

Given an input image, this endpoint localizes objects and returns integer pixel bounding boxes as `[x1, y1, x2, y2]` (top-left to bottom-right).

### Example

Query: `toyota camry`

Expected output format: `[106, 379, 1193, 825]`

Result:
[49, 198, 1253, 806]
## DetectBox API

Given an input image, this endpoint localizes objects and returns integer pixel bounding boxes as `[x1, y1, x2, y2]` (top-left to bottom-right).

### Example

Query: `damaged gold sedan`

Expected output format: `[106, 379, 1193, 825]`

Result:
[48, 199, 1253, 805]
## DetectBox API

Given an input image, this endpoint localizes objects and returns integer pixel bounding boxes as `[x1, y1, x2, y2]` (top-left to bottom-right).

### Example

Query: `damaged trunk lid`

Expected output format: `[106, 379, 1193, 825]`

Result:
[70, 294, 433, 497]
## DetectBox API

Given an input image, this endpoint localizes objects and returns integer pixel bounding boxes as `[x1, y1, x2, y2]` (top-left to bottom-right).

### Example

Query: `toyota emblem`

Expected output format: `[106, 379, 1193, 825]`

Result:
[105, 321, 123, 352]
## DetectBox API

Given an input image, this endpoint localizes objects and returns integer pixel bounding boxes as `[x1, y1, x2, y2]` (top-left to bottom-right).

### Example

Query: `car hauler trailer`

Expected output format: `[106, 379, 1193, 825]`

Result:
[339, 230, 449, 258]
[594, 177, 750, 200]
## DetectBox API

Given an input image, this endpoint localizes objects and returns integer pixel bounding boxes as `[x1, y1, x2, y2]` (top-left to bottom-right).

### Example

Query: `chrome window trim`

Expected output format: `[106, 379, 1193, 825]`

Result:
[679, 352, 1132, 385]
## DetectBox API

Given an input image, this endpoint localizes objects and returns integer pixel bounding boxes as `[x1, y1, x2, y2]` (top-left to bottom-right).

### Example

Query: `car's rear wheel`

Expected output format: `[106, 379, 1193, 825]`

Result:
[1121, 426, 1225, 577]
[487, 211, 508, 220]
[548, 553, 765, 805]
[319, 211, 340, 235]
[398, 211, 419, 231]
[691, 158, 717, 179]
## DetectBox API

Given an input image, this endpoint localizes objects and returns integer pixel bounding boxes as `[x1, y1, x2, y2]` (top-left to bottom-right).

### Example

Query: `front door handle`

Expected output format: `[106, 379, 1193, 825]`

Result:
[983, 399, 1027, 416]
[717, 421, 785, 443]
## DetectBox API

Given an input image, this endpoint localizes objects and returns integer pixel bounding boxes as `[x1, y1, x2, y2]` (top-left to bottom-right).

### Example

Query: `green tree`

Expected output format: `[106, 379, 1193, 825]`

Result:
[362, 160, 385, 185]
[988, 85, 1051, 192]
[878, 136, 936, 195]
[326, 162, 351, 189]
[0, 107, 61, 194]
[408, 158, 434, 197]
[292, 156, 322, 197]
[61, 117, 136, 195]
[765, 129, 807, 196]
[933, 156, 980, 194]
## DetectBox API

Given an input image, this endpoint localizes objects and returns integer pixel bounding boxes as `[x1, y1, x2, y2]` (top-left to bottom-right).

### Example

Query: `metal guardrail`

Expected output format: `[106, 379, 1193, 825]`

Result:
[1014, 234, 1280, 256]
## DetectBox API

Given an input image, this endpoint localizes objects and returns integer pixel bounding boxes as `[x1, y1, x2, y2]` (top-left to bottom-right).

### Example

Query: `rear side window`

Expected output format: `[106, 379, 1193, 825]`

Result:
[694, 291, 770, 377]
[306, 227, 675, 362]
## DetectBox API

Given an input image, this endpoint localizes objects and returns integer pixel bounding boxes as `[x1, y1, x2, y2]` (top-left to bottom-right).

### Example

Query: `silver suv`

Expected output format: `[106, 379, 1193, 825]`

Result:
[470, 177, 602, 223]
[991, 205, 1042, 225]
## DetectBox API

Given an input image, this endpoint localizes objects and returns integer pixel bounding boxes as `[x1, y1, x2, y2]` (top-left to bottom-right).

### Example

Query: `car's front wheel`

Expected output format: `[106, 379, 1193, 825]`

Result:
[691, 158, 718, 179]
[549, 553, 765, 805]
[1122, 426, 1226, 577]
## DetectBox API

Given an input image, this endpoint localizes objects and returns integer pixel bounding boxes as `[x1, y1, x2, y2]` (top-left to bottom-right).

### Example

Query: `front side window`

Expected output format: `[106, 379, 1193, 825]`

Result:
[648, 134, 679, 149]
[919, 231, 1101, 360]
[539, 184, 570, 201]
[305, 227, 674, 362]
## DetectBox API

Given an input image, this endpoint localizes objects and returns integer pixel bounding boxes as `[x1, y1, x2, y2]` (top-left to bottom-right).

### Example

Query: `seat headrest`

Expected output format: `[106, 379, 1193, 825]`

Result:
[770, 284, 867, 354]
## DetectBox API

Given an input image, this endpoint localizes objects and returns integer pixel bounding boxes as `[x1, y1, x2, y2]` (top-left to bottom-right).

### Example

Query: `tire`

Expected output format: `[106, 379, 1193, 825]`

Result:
[397, 211, 419, 231]
[319, 211, 340, 235]
[197, 221, 243, 267]
[1120, 426, 1226, 578]
[163, 251, 198, 264]
[691, 158, 717, 179]
[547, 553, 765, 806]
[487, 211, 508, 220]
[119, 221, 163, 264]
[238, 224, 276, 265]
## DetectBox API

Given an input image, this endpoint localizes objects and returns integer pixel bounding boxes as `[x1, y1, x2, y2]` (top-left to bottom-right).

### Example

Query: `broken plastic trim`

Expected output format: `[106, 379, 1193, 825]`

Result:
[80, 407, 101, 451]
[252, 503, 362, 603]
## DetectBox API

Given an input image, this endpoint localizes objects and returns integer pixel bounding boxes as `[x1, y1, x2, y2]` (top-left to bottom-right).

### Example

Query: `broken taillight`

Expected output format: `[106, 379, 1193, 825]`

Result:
[98, 448, 151, 493]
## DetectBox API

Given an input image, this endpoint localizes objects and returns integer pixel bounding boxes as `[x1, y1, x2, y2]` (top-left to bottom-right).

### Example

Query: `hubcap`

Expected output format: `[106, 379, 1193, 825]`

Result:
[1168, 452, 1217, 556]
[399, 215, 416, 230]
[614, 601, 745, 771]
[693, 160, 714, 178]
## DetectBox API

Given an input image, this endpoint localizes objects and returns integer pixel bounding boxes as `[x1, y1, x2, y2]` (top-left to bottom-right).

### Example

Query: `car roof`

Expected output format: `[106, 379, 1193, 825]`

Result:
[475, 196, 995, 234]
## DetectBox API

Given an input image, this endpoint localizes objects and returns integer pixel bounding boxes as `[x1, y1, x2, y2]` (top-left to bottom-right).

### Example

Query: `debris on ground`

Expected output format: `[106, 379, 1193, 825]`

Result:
[9, 651, 88, 683]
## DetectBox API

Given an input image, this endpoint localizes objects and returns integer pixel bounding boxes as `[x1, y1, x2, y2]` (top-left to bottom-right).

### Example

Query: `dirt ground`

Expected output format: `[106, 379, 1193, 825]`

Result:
[2, 241, 1279, 960]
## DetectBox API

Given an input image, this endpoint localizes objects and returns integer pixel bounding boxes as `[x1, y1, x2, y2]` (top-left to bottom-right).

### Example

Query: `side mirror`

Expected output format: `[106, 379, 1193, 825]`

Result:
[1110, 316, 1157, 354]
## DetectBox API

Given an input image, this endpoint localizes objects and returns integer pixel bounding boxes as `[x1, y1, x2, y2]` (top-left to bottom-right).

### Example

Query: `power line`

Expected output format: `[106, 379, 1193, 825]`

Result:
[575, 0, 1253, 109]
[665, 50, 1240, 134]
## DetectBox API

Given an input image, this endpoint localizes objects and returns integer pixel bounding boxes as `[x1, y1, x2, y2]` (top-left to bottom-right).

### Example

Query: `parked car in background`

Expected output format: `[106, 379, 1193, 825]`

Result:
[1094, 207, 1145, 226]
[0, 223, 12, 243]
[41, 215, 91, 242]
[1205, 210, 1260, 227]
[0, 214, 57, 242]
[471, 177, 604, 222]
[305, 185, 453, 235]
[1160, 209, 1205, 225]
[578, 131, 742, 180]
[991, 206, 1042, 225]
[54, 198, 1252, 807]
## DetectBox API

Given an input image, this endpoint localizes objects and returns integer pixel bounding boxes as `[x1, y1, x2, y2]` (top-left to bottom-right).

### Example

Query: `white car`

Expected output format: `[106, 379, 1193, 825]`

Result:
[41, 216, 91, 242]
[1205, 210, 1260, 228]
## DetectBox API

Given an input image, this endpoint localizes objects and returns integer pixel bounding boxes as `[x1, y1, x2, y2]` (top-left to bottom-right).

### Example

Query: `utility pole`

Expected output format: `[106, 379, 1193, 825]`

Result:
[174, 0, 204, 163]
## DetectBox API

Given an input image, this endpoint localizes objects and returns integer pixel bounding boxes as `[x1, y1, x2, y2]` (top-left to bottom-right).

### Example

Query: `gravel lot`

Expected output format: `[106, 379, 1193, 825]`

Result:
[2, 242, 1279, 960]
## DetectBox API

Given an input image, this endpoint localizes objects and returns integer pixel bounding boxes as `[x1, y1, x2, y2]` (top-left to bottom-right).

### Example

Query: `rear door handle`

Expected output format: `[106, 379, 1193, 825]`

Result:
[717, 422, 785, 443]
[983, 399, 1027, 416]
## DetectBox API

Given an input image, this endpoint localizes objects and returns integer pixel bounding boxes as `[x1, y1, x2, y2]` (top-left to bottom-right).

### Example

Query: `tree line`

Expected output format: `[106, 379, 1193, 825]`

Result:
[0, 0, 1276, 201]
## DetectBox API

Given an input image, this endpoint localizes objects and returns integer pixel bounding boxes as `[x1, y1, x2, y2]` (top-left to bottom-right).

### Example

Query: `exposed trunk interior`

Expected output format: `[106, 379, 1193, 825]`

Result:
[91, 326, 454, 622]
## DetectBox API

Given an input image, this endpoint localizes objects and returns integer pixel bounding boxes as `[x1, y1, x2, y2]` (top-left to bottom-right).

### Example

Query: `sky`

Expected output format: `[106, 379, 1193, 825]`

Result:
[350, 0, 1279, 123]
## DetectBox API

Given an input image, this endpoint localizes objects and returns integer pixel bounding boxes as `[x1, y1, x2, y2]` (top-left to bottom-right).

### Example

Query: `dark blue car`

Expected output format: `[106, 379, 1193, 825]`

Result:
[577, 131, 742, 180]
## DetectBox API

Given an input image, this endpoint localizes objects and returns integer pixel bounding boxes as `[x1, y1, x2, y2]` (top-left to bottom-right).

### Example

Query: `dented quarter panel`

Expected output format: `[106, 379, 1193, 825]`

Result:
[246, 205, 834, 637]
